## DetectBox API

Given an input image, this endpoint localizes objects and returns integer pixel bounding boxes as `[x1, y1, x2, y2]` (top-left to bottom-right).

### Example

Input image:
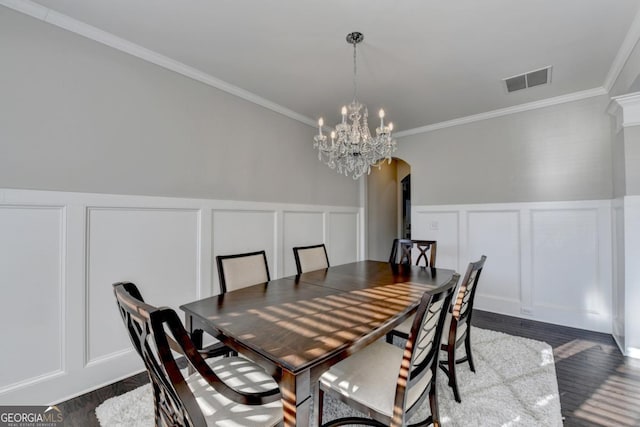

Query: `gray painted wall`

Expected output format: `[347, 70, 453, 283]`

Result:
[612, 38, 640, 97]
[396, 95, 613, 205]
[0, 8, 359, 206]
[366, 161, 398, 261]
[613, 126, 627, 198]
[624, 126, 640, 196]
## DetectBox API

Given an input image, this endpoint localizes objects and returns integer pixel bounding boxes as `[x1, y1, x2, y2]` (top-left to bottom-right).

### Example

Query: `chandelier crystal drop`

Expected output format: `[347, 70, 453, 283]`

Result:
[314, 32, 397, 180]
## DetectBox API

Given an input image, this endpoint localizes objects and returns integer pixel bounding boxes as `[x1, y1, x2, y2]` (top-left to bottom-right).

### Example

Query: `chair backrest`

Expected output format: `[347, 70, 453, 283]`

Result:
[389, 239, 437, 267]
[412, 240, 437, 268]
[389, 238, 414, 264]
[292, 243, 329, 274]
[216, 250, 270, 293]
[392, 273, 459, 426]
[452, 255, 487, 327]
[113, 282, 208, 427]
[113, 282, 279, 427]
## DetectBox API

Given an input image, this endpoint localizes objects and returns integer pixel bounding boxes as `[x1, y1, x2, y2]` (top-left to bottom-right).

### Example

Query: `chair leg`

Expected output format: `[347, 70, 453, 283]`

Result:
[191, 329, 203, 349]
[317, 387, 324, 426]
[386, 332, 394, 344]
[428, 381, 440, 427]
[465, 332, 475, 373]
[447, 344, 461, 403]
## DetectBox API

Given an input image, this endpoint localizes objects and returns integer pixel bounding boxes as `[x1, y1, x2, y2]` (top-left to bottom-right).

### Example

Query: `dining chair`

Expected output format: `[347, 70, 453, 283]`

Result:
[292, 243, 329, 274]
[316, 273, 459, 427]
[212, 250, 271, 357]
[113, 282, 282, 427]
[412, 240, 437, 268]
[386, 239, 437, 343]
[389, 239, 437, 268]
[440, 255, 487, 403]
[388, 238, 414, 264]
[216, 250, 271, 293]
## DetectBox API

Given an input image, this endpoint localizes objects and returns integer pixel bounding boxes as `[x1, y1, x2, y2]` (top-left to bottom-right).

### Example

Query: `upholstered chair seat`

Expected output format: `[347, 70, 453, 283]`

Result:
[319, 341, 433, 418]
[186, 357, 282, 426]
[113, 282, 282, 427]
[316, 274, 459, 427]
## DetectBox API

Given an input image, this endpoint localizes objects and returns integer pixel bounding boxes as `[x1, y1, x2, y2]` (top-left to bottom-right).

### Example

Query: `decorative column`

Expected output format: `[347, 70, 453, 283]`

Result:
[608, 92, 640, 358]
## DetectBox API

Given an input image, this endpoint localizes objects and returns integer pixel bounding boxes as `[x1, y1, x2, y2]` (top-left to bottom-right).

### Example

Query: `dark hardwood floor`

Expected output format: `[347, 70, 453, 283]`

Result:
[472, 310, 640, 426]
[56, 310, 640, 426]
[55, 372, 148, 427]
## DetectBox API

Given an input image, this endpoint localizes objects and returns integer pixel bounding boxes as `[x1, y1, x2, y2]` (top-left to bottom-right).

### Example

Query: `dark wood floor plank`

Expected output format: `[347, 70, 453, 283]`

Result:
[56, 310, 640, 426]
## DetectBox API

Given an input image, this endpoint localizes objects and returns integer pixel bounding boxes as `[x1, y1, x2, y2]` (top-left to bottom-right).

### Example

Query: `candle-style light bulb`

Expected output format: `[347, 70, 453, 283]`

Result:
[379, 109, 385, 127]
[330, 131, 336, 146]
[318, 118, 324, 136]
[388, 122, 393, 131]
[341, 106, 347, 123]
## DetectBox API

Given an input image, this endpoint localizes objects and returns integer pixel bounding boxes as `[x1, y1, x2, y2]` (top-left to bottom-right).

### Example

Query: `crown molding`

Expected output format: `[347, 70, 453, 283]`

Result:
[394, 87, 608, 138]
[0, 0, 627, 137]
[603, 7, 640, 92]
[0, 0, 45, 18]
[608, 91, 640, 133]
[0, 0, 317, 128]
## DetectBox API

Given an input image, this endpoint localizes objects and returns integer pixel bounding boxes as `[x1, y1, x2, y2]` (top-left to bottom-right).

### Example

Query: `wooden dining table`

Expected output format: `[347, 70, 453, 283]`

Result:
[180, 260, 456, 427]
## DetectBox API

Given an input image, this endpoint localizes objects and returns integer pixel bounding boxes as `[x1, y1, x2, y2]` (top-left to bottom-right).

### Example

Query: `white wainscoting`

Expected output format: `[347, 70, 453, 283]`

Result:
[623, 195, 640, 358]
[0, 206, 65, 391]
[0, 188, 362, 404]
[413, 200, 613, 333]
[282, 211, 324, 276]
[612, 198, 625, 353]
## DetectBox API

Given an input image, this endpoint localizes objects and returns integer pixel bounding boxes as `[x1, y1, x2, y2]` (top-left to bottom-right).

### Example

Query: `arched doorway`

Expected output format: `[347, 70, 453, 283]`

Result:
[366, 158, 411, 261]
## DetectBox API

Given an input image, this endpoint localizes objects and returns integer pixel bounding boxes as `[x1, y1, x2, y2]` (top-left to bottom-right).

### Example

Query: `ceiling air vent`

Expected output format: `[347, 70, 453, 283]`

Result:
[503, 66, 552, 93]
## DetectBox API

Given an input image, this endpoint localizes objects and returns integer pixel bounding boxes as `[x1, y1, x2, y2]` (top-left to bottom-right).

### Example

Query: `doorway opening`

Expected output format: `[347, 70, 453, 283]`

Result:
[401, 174, 411, 239]
[366, 158, 411, 261]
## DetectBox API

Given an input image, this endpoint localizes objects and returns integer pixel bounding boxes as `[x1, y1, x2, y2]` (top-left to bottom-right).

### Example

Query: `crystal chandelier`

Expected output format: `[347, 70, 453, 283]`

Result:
[314, 32, 397, 180]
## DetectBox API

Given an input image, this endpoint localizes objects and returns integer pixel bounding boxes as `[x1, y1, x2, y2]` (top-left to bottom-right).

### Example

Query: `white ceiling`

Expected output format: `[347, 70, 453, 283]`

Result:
[8, 0, 640, 134]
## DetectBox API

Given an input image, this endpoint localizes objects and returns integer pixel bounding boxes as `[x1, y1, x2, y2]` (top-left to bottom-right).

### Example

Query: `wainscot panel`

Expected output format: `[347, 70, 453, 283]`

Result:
[86, 207, 200, 364]
[327, 212, 360, 265]
[0, 188, 361, 404]
[282, 211, 324, 277]
[212, 209, 277, 292]
[414, 200, 612, 333]
[0, 206, 64, 392]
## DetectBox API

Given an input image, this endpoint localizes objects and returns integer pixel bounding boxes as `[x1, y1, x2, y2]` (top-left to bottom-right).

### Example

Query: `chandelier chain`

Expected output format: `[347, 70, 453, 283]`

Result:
[352, 40, 357, 103]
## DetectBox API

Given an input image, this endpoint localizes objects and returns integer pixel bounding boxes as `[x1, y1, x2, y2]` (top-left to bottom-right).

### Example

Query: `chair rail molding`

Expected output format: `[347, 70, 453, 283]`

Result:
[0, 188, 363, 404]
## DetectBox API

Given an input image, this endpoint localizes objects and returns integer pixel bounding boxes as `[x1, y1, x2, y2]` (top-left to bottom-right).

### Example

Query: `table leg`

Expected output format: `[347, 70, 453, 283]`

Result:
[184, 314, 203, 374]
[184, 314, 203, 349]
[280, 369, 313, 427]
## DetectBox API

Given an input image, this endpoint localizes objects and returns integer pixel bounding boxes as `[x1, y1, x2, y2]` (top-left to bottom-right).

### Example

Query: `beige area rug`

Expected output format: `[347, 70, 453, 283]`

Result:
[96, 327, 562, 426]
